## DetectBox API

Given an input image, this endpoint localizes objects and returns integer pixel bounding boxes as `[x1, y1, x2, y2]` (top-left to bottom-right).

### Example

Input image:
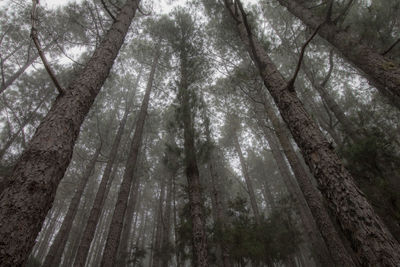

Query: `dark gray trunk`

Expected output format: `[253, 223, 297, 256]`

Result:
[100, 46, 160, 267]
[0, 1, 140, 265]
[42, 144, 102, 267]
[161, 167, 174, 267]
[179, 50, 209, 267]
[276, 0, 400, 109]
[152, 177, 166, 267]
[224, 1, 400, 265]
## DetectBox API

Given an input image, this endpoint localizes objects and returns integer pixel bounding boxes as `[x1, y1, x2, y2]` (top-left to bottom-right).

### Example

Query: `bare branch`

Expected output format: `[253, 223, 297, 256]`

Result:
[333, 0, 354, 25]
[287, 24, 322, 91]
[382, 38, 400, 56]
[325, 0, 334, 22]
[320, 49, 334, 87]
[31, 0, 65, 95]
[101, 0, 116, 21]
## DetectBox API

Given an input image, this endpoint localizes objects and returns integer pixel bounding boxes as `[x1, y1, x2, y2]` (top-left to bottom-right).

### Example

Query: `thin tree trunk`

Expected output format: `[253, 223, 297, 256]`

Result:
[224, 1, 400, 265]
[179, 50, 208, 267]
[0, 1, 140, 265]
[233, 133, 262, 224]
[254, 106, 332, 266]
[208, 154, 232, 267]
[276, 0, 400, 109]
[173, 173, 181, 267]
[42, 143, 102, 267]
[35, 208, 62, 262]
[100, 45, 160, 267]
[161, 166, 174, 267]
[73, 71, 140, 267]
[118, 176, 142, 266]
[152, 176, 166, 267]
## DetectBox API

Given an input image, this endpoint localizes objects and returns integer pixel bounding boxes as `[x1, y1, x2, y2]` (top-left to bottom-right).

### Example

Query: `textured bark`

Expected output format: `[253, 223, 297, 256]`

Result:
[100, 46, 159, 267]
[233, 133, 262, 224]
[254, 101, 355, 266]
[0, 1, 140, 265]
[224, 1, 400, 265]
[73, 73, 140, 267]
[179, 50, 209, 267]
[276, 0, 400, 109]
[42, 144, 101, 267]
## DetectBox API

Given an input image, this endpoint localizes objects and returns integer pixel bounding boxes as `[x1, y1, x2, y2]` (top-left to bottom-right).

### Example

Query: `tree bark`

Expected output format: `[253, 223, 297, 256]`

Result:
[73, 72, 140, 267]
[42, 143, 102, 267]
[223, 1, 400, 265]
[161, 165, 174, 267]
[276, 0, 400, 109]
[0, 1, 140, 265]
[100, 45, 160, 267]
[233, 132, 262, 224]
[179, 50, 209, 267]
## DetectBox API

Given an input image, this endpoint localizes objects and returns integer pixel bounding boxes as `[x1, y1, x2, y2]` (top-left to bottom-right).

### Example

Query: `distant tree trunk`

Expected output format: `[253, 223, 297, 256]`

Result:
[100, 45, 160, 267]
[208, 154, 232, 267]
[233, 132, 262, 224]
[173, 174, 181, 267]
[152, 177, 166, 267]
[0, 1, 140, 265]
[0, 42, 54, 95]
[276, 0, 400, 109]
[34, 208, 62, 262]
[118, 176, 142, 266]
[161, 167, 174, 267]
[42, 143, 102, 267]
[73, 72, 140, 267]
[254, 105, 331, 266]
[261, 182, 274, 213]
[179, 50, 208, 267]
[224, 1, 400, 265]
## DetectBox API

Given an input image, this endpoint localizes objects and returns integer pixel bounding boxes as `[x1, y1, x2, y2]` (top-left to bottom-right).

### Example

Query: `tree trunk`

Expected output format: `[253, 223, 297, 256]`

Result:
[42, 143, 102, 267]
[208, 154, 233, 267]
[118, 175, 142, 266]
[161, 165, 174, 267]
[100, 45, 160, 267]
[179, 50, 208, 267]
[0, 1, 140, 265]
[233, 132, 262, 224]
[73, 72, 140, 267]
[276, 0, 400, 109]
[152, 177, 166, 267]
[253, 106, 332, 266]
[223, 1, 400, 265]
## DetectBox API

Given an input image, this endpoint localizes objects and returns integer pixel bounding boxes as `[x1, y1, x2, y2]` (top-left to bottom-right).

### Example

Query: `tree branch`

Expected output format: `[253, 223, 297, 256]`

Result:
[101, 0, 116, 21]
[287, 24, 322, 91]
[320, 49, 334, 87]
[333, 0, 354, 25]
[31, 0, 65, 95]
[382, 38, 400, 56]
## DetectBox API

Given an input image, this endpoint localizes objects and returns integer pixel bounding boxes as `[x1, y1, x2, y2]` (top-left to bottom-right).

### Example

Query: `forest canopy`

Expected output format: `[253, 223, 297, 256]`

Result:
[0, 0, 399, 266]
